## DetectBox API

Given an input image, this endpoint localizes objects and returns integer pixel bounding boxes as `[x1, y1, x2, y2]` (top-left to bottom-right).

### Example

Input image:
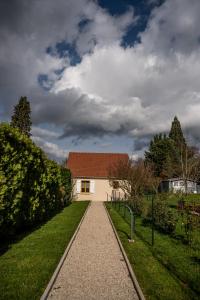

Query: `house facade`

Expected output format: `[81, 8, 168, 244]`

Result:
[159, 178, 197, 193]
[67, 152, 129, 201]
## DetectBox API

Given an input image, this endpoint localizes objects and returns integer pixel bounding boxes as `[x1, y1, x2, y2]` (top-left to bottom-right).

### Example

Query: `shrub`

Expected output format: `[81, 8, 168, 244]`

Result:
[143, 200, 177, 234]
[60, 167, 72, 205]
[128, 197, 144, 216]
[0, 123, 71, 238]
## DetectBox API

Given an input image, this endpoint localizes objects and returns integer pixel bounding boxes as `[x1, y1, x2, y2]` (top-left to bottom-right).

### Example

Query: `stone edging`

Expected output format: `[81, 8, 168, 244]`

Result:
[104, 202, 146, 300]
[40, 201, 91, 300]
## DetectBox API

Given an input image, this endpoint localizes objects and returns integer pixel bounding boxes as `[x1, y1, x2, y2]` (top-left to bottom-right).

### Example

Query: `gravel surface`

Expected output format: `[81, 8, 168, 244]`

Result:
[48, 202, 139, 300]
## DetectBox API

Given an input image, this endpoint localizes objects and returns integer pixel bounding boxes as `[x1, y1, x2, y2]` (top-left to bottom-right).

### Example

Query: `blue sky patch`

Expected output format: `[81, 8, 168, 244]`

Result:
[38, 74, 53, 91]
[47, 41, 81, 66]
[99, 0, 165, 47]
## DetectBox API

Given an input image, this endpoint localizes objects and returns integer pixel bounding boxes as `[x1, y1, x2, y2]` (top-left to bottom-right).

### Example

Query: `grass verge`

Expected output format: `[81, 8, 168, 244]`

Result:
[106, 203, 199, 300]
[0, 201, 89, 300]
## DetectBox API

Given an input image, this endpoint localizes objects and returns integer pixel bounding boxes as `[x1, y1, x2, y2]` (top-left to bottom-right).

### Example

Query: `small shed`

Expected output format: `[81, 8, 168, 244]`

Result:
[159, 178, 197, 193]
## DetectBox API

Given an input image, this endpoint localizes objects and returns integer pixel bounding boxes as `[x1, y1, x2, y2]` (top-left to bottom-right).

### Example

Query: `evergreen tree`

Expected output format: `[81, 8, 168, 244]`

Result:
[11, 97, 32, 137]
[145, 133, 173, 177]
[168, 116, 188, 177]
[169, 116, 186, 149]
[145, 116, 200, 186]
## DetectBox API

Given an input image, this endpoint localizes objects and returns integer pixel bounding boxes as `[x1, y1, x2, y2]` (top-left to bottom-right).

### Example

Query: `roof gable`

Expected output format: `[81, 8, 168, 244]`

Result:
[67, 152, 129, 178]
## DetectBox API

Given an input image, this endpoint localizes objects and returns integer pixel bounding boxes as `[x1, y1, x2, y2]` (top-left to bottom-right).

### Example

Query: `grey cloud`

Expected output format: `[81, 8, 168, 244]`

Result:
[0, 0, 135, 118]
[133, 136, 152, 151]
[141, 0, 200, 55]
[1, 0, 200, 156]
[31, 126, 60, 140]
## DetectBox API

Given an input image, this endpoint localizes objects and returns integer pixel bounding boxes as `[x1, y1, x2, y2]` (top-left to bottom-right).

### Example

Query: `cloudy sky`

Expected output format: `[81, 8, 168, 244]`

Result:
[1, 0, 200, 161]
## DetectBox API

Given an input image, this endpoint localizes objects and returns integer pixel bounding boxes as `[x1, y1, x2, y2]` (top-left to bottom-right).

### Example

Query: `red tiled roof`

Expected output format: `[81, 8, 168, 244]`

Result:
[67, 152, 129, 178]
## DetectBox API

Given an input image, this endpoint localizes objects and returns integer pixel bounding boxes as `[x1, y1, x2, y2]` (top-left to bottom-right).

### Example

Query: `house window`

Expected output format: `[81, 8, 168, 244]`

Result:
[173, 181, 179, 187]
[113, 180, 119, 189]
[81, 180, 90, 193]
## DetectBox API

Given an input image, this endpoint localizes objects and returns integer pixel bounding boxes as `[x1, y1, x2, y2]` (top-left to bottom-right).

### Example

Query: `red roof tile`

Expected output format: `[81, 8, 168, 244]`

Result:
[67, 152, 129, 178]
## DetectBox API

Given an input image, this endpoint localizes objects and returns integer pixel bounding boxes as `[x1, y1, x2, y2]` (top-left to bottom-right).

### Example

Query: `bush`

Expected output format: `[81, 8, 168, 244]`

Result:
[0, 123, 71, 238]
[60, 167, 72, 205]
[129, 197, 144, 216]
[143, 200, 177, 234]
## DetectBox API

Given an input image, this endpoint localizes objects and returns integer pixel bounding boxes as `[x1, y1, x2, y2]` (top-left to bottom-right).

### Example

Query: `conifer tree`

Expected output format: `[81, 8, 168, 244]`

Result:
[145, 133, 173, 177]
[11, 96, 32, 137]
[169, 116, 186, 148]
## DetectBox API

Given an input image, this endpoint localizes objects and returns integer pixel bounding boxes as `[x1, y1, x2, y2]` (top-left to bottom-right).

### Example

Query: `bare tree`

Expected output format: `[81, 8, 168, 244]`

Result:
[177, 144, 200, 193]
[108, 158, 161, 201]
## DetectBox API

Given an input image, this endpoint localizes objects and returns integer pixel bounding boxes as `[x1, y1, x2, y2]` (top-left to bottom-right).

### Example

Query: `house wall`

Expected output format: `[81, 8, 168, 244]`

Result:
[73, 178, 124, 201]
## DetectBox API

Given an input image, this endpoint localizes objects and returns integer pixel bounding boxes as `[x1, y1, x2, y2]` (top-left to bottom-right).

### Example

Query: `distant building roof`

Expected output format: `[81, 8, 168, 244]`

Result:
[67, 152, 129, 178]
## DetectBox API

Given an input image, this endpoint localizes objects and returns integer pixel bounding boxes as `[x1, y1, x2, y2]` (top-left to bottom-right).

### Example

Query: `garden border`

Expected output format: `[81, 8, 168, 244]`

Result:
[104, 202, 146, 300]
[40, 201, 91, 300]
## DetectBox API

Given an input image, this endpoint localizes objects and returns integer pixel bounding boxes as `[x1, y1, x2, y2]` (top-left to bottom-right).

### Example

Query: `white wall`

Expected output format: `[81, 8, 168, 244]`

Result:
[73, 178, 124, 201]
[171, 180, 197, 193]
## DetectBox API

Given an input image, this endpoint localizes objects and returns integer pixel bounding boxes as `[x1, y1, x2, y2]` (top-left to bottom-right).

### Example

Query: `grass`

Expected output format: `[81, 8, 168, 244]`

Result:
[0, 201, 89, 300]
[142, 194, 200, 253]
[106, 203, 199, 300]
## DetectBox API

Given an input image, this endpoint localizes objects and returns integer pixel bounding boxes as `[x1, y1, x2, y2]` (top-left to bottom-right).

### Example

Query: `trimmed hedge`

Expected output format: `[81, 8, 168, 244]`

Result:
[0, 123, 71, 238]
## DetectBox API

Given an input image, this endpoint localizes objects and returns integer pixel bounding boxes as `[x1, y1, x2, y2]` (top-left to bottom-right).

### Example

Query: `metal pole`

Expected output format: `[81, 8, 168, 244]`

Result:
[130, 211, 133, 240]
[152, 194, 155, 246]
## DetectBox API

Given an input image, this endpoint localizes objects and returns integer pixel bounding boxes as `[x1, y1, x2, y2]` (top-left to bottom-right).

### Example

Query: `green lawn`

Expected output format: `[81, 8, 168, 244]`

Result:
[106, 203, 199, 300]
[0, 201, 89, 300]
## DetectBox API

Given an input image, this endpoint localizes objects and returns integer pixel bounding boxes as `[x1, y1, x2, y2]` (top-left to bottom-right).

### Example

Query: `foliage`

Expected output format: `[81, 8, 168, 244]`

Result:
[60, 166, 72, 205]
[0, 123, 71, 238]
[178, 205, 200, 245]
[128, 197, 144, 216]
[145, 133, 174, 177]
[145, 116, 200, 187]
[143, 199, 177, 234]
[0, 202, 89, 300]
[107, 204, 198, 300]
[169, 116, 186, 148]
[10, 96, 32, 137]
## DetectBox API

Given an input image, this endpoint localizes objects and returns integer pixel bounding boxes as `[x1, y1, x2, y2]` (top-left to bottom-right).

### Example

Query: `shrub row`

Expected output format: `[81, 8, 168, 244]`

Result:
[0, 123, 71, 238]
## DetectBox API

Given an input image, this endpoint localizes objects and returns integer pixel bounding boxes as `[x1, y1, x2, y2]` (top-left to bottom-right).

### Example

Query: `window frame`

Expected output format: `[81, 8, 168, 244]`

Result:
[113, 180, 119, 189]
[81, 180, 90, 193]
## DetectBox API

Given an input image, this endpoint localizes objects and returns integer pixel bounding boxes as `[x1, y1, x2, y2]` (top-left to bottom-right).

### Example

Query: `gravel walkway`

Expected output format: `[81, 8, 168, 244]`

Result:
[48, 202, 139, 300]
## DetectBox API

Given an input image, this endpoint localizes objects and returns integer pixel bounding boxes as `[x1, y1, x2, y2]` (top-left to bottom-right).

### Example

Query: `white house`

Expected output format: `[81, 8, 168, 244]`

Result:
[67, 152, 129, 201]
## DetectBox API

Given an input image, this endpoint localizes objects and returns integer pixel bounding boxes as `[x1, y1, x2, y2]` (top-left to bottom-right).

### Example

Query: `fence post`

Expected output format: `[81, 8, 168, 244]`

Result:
[151, 194, 155, 246]
[130, 210, 135, 241]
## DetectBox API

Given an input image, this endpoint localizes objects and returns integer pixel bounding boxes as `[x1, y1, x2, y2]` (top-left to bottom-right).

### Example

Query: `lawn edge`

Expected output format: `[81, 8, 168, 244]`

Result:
[40, 201, 91, 300]
[104, 202, 146, 300]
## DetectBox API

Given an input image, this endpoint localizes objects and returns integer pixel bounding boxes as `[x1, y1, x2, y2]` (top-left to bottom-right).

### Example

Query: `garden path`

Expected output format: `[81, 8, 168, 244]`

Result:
[48, 202, 139, 300]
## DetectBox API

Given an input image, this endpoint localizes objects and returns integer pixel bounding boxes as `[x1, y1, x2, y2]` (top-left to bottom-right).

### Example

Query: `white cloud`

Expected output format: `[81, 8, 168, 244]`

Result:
[52, 0, 200, 146]
[0, 0, 135, 112]
[1, 0, 200, 155]
[32, 136, 67, 160]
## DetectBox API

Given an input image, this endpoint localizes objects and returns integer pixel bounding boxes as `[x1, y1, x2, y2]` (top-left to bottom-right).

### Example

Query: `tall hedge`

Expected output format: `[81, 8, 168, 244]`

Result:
[0, 123, 71, 237]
